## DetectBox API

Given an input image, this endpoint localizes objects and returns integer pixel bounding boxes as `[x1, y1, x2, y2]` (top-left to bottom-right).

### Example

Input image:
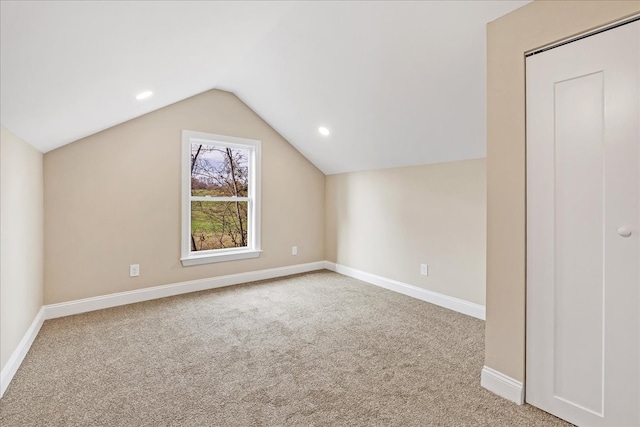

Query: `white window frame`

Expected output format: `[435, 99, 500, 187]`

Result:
[181, 130, 261, 266]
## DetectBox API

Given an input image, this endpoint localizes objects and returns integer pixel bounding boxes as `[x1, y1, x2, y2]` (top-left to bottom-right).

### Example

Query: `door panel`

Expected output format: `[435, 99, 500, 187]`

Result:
[526, 20, 639, 427]
[553, 72, 604, 416]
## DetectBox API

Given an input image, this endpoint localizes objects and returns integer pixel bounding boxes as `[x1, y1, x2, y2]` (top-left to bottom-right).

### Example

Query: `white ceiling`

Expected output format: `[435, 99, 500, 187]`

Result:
[0, 1, 529, 175]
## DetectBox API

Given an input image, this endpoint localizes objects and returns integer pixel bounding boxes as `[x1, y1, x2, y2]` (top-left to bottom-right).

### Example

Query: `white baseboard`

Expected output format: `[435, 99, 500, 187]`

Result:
[481, 366, 524, 405]
[44, 261, 327, 320]
[323, 261, 486, 320]
[1, 307, 45, 398]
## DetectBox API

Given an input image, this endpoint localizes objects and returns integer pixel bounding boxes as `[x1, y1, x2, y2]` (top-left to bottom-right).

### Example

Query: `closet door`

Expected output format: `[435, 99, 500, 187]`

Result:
[526, 20, 639, 426]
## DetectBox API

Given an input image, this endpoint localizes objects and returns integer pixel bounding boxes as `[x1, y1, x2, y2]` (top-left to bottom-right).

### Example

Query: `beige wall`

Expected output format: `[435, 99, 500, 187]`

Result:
[326, 159, 486, 305]
[44, 90, 325, 304]
[1, 127, 44, 371]
[486, 0, 639, 382]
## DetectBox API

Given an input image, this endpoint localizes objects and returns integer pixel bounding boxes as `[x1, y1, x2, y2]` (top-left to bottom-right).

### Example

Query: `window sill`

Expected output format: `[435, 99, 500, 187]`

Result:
[181, 249, 262, 267]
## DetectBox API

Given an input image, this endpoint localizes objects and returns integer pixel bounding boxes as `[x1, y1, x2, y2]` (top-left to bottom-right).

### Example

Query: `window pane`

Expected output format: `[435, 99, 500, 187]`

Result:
[191, 144, 249, 197]
[191, 201, 248, 251]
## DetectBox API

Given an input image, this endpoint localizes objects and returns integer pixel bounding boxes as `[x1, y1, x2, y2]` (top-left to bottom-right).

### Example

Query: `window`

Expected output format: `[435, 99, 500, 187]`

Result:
[181, 130, 261, 266]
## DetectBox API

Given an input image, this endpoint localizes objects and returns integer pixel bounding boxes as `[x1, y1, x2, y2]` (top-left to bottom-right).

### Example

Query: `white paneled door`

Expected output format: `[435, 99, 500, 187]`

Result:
[526, 19, 640, 427]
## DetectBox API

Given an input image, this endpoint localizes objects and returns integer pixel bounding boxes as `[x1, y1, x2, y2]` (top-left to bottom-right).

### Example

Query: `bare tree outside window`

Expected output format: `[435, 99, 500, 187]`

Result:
[190, 144, 249, 251]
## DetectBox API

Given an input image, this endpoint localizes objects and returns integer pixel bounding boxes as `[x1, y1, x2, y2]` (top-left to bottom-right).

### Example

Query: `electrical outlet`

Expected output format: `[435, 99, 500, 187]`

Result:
[292, 246, 298, 255]
[130, 264, 140, 277]
[420, 264, 429, 276]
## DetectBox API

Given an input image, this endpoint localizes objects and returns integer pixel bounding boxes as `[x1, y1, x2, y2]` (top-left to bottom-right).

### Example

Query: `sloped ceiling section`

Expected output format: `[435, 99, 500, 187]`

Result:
[0, 1, 529, 174]
[0, 1, 294, 152]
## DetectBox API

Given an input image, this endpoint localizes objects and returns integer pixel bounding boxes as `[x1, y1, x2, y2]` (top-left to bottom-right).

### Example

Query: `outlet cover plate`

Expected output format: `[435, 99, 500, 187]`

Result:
[420, 264, 429, 276]
[130, 264, 140, 277]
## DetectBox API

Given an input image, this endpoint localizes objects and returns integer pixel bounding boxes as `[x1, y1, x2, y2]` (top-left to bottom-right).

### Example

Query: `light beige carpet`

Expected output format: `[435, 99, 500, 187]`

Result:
[0, 270, 571, 426]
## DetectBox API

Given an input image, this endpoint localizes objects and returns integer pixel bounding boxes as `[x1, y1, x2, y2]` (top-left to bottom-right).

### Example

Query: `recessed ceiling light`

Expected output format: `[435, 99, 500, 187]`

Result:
[318, 126, 330, 136]
[135, 91, 153, 100]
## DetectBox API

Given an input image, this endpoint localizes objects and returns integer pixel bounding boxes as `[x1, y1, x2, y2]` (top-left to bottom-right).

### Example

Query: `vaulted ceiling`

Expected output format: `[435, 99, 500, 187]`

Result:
[0, 1, 529, 174]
